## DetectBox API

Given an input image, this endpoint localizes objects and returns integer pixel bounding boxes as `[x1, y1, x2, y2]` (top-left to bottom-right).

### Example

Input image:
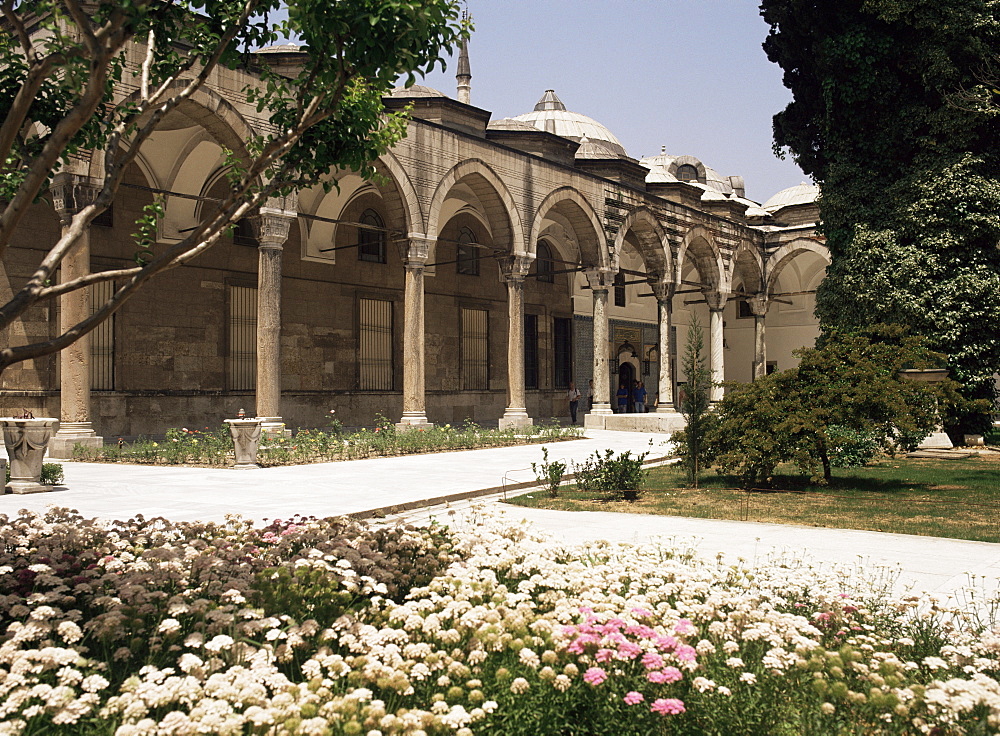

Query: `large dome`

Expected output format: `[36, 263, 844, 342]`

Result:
[763, 182, 820, 211]
[512, 90, 627, 157]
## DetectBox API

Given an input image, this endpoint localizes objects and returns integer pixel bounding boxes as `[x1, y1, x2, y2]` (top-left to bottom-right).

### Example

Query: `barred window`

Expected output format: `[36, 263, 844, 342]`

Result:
[359, 298, 393, 390]
[524, 313, 539, 390]
[357, 209, 386, 263]
[676, 164, 699, 182]
[614, 272, 626, 307]
[536, 241, 555, 283]
[90, 279, 115, 390]
[456, 227, 480, 276]
[461, 307, 489, 390]
[228, 285, 257, 390]
[553, 317, 572, 389]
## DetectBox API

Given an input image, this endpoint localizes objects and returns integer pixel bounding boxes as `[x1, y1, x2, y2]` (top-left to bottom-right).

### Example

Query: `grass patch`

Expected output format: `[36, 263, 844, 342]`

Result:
[507, 454, 1000, 542]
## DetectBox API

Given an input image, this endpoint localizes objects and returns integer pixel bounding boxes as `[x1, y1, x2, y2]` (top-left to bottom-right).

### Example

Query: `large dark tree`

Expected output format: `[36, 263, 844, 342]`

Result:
[760, 0, 1000, 433]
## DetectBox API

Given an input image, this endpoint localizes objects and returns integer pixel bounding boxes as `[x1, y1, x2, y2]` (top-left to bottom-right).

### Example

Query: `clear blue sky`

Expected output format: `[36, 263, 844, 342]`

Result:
[417, 0, 808, 203]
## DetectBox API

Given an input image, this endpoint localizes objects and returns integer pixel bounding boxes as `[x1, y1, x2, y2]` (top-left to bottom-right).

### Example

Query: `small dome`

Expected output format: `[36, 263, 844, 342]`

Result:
[487, 117, 541, 132]
[513, 90, 627, 157]
[575, 136, 621, 159]
[763, 182, 820, 211]
[387, 84, 447, 99]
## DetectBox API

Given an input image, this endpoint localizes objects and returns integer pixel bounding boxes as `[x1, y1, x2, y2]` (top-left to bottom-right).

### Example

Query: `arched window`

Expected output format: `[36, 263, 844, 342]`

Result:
[456, 226, 480, 275]
[536, 241, 555, 283]
[676, 164, 699, 182]
[357, 209, 386, 263]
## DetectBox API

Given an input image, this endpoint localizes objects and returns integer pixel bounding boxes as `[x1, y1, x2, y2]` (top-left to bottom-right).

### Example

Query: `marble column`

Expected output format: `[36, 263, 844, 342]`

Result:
[585, 269, 614, 417]
[749, 294, 770, 380]
[703, 290, 727, 403]
[48, 173, 104, 458]
[652, 281, 677, 412]
[253, 195, 296, 437]
[499, 255, 533, 429]
[397, 236, 433, 429]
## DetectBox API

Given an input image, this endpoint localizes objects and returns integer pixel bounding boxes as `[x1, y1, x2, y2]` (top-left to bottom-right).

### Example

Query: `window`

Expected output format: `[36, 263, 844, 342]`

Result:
[524, 314, 539, 390]
[461, 307, 489, 390]
[90, 279, 115, 390]
[766, 361, 778, 376]
[536, 241, 555, 283]
[357, 209, 386, 263]
[358, 298, 393, 390]
[228, 285, 257, 390]
[553, 317, 572, 388]
[456, 227, 480, 276]
[614, 272, 626, 307]
[234, 217, 258, 247]
[737, 299, 753, 319]
[676, 164, 699, 182]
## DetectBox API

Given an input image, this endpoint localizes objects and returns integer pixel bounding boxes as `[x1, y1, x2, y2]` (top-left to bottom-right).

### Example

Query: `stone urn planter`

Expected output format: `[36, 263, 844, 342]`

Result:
[2, 417, 59, 494]
[225, 418, 262, 469]
[897, 368, 953, 449]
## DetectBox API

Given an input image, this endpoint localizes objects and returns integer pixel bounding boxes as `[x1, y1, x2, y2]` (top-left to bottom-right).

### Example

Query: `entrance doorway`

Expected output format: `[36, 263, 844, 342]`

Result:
[618, 362, 635, 413]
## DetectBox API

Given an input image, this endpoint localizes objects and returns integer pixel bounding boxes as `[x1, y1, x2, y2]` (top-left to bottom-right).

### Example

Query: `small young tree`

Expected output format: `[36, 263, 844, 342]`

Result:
[707, 325, 974, 488]
[676, 314, 715, 487]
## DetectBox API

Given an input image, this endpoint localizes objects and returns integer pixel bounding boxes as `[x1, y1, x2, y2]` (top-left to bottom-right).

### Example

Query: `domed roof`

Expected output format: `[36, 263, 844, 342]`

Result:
[638, 152, 734, 195]
[763, 182, 820, 211]
[512, 90, 627, 157]
[387, 84, 447, 99]
[575, 136, 621, 160]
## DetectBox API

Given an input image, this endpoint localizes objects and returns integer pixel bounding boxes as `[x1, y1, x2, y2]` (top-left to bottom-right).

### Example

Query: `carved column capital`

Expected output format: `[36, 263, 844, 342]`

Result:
[702, 289, 727, 311]
[584, 267, 615, 292]
[499, 254, 533, 282]
[50, 173, 102, 225]
[405, 235, 434, 267]
[650, 280, 676, 302]
[747, 294, 770, 317]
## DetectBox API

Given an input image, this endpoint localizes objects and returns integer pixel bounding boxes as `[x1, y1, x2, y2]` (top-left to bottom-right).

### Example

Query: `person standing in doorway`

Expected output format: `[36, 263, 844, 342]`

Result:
[587, 379, 595, 412]
[634, 380, 647, 413]
[567, 381, 582, 423]
[616, 383, 628, 413]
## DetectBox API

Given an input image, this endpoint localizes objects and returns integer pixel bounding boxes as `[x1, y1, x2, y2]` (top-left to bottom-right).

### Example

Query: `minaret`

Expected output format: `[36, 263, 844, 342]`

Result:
[456, 25, 471, 105]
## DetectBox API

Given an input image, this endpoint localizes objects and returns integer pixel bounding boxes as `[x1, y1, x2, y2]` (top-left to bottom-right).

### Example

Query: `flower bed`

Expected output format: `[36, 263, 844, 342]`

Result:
[2, 507, 999, 734]
[72, 420, 582, 467]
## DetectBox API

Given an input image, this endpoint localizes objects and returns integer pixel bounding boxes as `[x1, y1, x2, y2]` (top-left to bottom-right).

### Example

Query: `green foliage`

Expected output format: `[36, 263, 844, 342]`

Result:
[760, 0, 1000, 433]
[677, 315, 715, 487]
[707, 325, 958, 488]
[531, 446, 567, 498]
[826, 426, 882, 469]
[573, 449, 648, 500]
[4, 462, 64, 485]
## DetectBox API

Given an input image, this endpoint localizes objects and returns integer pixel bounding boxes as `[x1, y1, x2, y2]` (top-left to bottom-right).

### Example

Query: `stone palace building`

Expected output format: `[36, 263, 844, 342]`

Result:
[0, 39, 828, 455]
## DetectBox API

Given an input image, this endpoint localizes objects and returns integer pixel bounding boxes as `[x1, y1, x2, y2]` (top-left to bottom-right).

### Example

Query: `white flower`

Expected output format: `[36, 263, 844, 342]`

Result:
[157, 618, 181, 635]
[510, 677, 530, 694]
[204, 635, 234, 653]
[740, 672, 757, 684]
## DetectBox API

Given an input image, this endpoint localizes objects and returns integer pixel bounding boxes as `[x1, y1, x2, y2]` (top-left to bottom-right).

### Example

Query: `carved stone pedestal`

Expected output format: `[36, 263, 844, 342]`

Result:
[3, 418, 59, 494]
[49, 422, 103, 459]
[225, 418, 263, 469]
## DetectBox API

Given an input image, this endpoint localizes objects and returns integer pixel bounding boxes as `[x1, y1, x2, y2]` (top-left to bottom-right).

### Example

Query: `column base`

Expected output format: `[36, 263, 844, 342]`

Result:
[258, 417, 290, 439]
[49, 422, 102, 459]
[396, 412, 433, 431]
[498, 409, 533, 431]
[6, 480, 55, 494]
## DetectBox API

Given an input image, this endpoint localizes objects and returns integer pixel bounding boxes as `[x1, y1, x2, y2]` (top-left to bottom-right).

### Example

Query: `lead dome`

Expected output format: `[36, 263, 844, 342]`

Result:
[512, 90, 628, 157]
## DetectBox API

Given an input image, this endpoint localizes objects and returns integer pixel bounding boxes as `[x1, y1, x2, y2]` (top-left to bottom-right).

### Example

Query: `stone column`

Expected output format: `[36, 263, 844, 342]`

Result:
[397, 236, 433, 430]
[703, 290, 727, 403]
[499, 255, 533, 429]
[585, 269, 614, 421]
[49, 173, 103, 458]
[652, 282, 677, 412]
[749, 294, 770, 380]
[253, 195, 296, 437]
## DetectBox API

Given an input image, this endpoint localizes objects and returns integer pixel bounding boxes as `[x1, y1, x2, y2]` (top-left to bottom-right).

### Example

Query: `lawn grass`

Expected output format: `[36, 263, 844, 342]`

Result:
[506, 454, 1000, 542]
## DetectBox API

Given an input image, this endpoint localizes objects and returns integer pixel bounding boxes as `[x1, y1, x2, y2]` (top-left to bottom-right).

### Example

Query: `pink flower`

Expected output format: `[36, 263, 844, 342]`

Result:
[642, 653, 665, 670]
[674, 619, 696, 635]
[595, 648, 615, 663]
[651, 698, 686, 715]
[623, 691, 645, 705]
[654, 635, 678, 652]
[648, 667, 683, 684]
[674, 644, 697, 663]
[583, 667, 608, 686]
[630, 607, 653, 619]
[618, 641, 643, 659]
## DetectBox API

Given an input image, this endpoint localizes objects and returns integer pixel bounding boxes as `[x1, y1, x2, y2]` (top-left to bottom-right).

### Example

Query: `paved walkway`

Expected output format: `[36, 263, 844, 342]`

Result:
[2, 430, 998, 600]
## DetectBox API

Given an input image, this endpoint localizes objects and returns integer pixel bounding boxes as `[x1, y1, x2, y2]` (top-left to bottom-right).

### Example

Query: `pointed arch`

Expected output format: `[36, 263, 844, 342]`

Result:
[612, 206, 673, 281]
[676, 225, 725, 290]
[529, 186, 607, 268]
[426, 158, 525, 256]
[766, 238, 831, 296]
[375, 151, 423, 237]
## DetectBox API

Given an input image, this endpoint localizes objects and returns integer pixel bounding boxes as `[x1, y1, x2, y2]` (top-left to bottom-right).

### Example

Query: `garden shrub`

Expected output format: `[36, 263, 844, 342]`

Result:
[573, 448, 648, 500]
[3, 462, 63, 486]
[531, 446, 566, 498]
[827, 424, 882, 468]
